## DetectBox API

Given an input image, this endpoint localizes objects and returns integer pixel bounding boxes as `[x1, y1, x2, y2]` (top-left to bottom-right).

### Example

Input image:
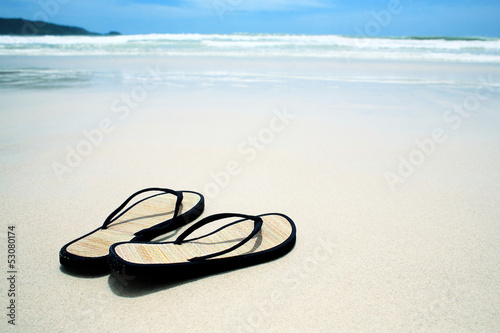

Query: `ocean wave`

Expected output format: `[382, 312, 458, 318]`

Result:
[0, 33, 499, 62]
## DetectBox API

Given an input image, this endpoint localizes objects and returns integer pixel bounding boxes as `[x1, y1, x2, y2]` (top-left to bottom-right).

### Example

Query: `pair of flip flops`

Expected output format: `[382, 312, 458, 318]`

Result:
[60, 188, 296, 279]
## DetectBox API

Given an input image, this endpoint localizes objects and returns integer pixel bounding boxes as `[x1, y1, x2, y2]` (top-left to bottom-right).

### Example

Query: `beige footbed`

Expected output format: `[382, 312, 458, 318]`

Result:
[66, 192, 201, 258]
[113, 214, 293, 264]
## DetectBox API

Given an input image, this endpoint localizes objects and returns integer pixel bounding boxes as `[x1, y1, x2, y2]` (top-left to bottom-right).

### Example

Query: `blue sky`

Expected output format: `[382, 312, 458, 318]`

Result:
[1, 0, 499, 36]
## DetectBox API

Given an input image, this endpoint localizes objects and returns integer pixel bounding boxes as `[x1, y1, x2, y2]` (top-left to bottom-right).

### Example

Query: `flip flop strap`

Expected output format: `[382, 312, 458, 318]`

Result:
[174, 213, 263, 262]
[101, 188, 183, 231]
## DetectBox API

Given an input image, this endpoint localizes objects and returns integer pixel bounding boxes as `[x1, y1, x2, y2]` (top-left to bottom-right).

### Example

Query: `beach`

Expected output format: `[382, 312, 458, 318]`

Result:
[1, 35, 500, 331]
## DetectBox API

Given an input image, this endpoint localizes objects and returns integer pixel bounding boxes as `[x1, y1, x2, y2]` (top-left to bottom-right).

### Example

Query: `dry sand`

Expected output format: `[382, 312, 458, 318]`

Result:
[1, 57, 499, 331]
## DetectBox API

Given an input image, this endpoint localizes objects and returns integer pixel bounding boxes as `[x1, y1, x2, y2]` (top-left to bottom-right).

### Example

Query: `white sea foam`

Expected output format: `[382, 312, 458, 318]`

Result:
[0, 33, 499, 62]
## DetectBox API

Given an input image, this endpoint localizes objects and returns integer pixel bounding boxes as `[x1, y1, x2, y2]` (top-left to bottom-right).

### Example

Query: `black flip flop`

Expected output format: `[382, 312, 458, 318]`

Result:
[108, 213, 296, 279]
[59, 188, 204, 273]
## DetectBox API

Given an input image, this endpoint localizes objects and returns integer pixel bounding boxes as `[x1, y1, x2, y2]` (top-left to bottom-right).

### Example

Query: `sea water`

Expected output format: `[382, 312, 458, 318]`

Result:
[1, 34, 500, 90]
[1, 34, 500, 61]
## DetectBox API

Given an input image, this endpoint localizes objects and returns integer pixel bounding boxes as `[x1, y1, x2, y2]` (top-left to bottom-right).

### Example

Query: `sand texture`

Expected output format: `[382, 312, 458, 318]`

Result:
[1, 56, 500, 332]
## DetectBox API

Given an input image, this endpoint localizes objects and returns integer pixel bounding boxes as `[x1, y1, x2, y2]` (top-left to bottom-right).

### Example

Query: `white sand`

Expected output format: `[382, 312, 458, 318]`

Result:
[1, 57, 500, 331]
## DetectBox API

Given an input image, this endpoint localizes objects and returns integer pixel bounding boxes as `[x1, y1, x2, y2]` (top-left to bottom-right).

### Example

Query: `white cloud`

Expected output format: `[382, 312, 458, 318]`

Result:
[186, 0, 334, 12]
[63, 0, 208, 20]
[106, 0, 336, 21]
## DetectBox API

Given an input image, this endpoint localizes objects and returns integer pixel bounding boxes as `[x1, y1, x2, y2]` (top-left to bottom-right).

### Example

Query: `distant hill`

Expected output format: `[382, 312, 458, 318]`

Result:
[0, 18, 120, 36]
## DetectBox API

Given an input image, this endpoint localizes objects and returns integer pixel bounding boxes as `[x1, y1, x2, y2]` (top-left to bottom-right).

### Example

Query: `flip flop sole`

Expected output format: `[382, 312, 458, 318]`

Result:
[109, 213, 296, 278]
[60, 190, 204, 273]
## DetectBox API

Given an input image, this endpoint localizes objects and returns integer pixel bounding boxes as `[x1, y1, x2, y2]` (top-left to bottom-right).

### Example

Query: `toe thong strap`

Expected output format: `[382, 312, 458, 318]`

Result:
[101, 188, 183, 233]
